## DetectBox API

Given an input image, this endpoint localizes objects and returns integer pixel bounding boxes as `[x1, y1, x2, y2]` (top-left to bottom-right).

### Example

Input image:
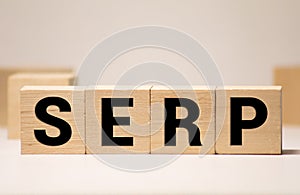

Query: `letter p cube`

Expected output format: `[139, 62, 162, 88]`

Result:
[216, 86, 282, 154]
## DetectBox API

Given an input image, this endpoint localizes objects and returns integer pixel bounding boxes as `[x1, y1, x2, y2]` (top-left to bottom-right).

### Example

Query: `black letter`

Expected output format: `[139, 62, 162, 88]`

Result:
[102, 98, 134, 146]
[34, 97, 72, 146]
[230, 97, 268, 145]
[164, 98, 202, 146]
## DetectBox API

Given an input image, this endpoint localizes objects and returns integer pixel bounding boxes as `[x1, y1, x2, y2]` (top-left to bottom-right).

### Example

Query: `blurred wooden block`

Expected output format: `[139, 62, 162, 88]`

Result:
[21, 86, 85, 154]
[0, 67, 72, 128]
[216, 86, 282, 154]
[151, 86, 215, 154]
[86, 86, 151, 154]
[274, 67, 300, 125]
[8, 72, 74, 139]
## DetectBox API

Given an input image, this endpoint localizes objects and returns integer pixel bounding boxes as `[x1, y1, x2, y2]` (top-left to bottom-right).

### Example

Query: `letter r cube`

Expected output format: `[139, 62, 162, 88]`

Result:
[151, 86, 215, 154]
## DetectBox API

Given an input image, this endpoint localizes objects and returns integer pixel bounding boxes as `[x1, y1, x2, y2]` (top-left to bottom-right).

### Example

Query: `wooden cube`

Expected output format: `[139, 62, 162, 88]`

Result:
[8, 72, 74, 139]
[216, 86, 282, 154]
[85, 86, 151, 154]
[151, 86, 215, 154]
[21, 86, 85, 154]
[0, 67, 72, 127]
[274, 67, 300, 125]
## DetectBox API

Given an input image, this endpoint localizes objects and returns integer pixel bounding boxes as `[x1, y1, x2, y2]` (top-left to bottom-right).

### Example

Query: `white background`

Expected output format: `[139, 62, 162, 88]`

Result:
[1, 127, 300, 194]
[0, 0, 300, 85]
[1, 0, 300, 194]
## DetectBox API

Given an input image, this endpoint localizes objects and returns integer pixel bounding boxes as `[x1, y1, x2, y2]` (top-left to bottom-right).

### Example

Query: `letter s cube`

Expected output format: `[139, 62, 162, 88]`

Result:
[21, 86, 85, 154]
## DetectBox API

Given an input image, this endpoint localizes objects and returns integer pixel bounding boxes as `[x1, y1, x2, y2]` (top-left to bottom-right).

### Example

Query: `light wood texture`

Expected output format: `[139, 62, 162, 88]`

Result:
[151, 86, 215, 154]
[21, 86, 85, 154]
[86, 86, 151, 154]
[8, 73, 74, 139]
[274, 67, 300, 125]
[0, 67, 72, 128]
[216, 86, 282, 154]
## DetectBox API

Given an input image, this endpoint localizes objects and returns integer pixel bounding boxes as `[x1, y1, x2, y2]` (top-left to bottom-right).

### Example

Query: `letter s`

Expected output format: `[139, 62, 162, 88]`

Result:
[34, 97, 72, 146]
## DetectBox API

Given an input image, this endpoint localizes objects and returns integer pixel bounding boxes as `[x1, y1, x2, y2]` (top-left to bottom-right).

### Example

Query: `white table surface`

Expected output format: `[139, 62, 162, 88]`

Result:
[0, 126, 299, 195]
